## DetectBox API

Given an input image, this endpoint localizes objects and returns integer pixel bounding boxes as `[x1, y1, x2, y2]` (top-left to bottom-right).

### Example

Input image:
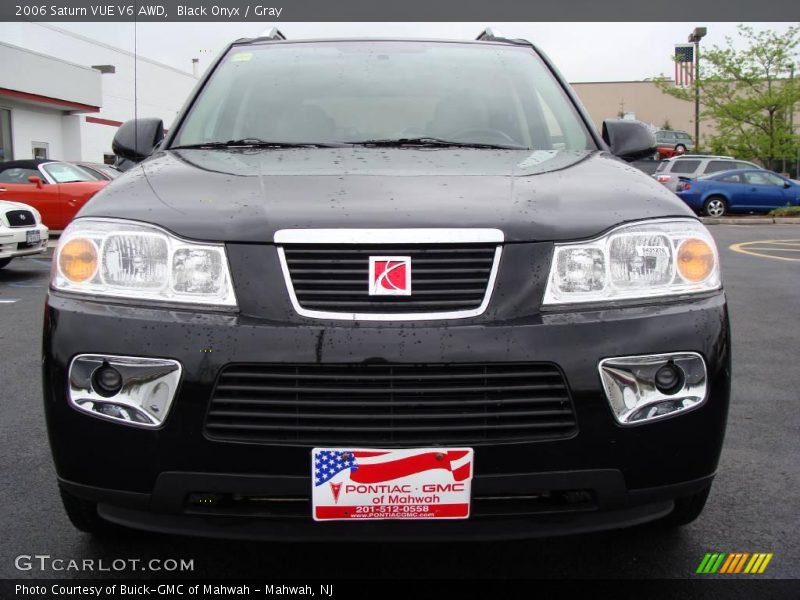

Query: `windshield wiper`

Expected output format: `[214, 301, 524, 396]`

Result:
[170, 138, 347, 150]
[347, 137, 526, 150]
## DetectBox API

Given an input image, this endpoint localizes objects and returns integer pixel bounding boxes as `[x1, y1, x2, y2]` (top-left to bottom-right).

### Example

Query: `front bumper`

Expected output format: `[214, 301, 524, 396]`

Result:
[0, 224, 48, 259]
[43, 291, 731, 539]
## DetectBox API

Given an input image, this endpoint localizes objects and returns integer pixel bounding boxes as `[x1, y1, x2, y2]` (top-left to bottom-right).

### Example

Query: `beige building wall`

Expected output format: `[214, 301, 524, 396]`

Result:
[570, 81, 716, 144]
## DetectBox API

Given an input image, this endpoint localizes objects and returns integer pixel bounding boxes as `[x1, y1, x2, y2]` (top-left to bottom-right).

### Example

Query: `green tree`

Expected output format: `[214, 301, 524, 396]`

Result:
[654, 25, 800, 171]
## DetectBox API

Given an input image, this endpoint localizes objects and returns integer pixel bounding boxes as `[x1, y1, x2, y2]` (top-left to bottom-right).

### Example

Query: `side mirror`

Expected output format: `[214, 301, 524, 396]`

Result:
[27, 175, 43, 188]
[784, 182, 792, 189]
[112, 118, 165, 163]
[602, 119, 657, 162]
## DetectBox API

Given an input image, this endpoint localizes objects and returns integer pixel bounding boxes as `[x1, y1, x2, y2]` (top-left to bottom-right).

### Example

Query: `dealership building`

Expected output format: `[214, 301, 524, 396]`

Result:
[0, 23, 198, 164]
[0, 24, 739, 163]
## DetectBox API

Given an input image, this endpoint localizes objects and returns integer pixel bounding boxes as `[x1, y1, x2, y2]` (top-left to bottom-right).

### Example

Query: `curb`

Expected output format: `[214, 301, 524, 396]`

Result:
[701, 217, 800, 225]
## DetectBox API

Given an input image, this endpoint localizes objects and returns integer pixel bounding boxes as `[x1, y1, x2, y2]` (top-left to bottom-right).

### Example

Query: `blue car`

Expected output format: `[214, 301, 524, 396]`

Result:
[676, 169, 800, 217]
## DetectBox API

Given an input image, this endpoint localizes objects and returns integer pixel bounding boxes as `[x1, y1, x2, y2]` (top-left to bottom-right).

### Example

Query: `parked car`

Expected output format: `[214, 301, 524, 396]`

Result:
[655, 130, 694, 158]
[677, 169, 800, 217]
[44, 30, 730, 541]
[0, 160, 108, 230]
[74, 162, 121, 181]
[0, 200, 49, 269]
[653, 155, 761, 192]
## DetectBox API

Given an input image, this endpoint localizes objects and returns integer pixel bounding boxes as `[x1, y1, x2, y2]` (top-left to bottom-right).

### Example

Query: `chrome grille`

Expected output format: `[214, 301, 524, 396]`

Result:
[280, 243, 499, 316]
[205, 363, 577, 445]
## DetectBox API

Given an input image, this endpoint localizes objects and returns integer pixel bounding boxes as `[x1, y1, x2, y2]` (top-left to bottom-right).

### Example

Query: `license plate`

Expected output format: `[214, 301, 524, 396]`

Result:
[312, 447, 473, 521]
[26, 230, 40, 246]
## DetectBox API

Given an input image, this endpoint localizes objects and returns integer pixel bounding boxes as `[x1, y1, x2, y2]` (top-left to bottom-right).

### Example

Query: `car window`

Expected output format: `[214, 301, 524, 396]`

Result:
[744, 171, 784, 186]
[669, 160, 701, 174]
[0, 167, 43, 183]
[718, 173, 742, 183]
[74, 166, 107, 181]
[173, 41, 596, 151]
[735, 162, 756, 170]
[703, 160, 736, 174]
[676, 133, 691, 141]
[42, 162, 95, 184]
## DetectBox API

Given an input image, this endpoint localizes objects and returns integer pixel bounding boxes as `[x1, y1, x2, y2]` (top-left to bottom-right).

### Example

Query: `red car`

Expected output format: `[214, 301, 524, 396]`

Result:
[0, 160, 108, 230]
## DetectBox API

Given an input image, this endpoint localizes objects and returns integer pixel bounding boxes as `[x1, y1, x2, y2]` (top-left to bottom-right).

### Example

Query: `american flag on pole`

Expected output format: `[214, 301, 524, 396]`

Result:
[675, 44, 695, 87]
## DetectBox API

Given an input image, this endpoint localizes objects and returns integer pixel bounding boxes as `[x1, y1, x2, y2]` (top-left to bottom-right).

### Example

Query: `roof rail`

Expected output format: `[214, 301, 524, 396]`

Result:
[260, 27, 286, 41]
[476, 27, 501, 41]
[475, 28, 532, 47]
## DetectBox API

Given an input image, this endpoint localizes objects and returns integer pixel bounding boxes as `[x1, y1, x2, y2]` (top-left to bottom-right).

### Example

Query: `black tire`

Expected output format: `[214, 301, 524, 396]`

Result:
[59, 487, 120, 535]
[660, 484, 712, 527]
[0, 257, 12, 269]
[675, 144, 687, 153]
[703, 196, 728, 218]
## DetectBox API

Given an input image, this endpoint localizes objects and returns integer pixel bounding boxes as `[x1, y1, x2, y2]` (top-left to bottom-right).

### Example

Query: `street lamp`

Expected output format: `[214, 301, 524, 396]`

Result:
[688, 27, 707, 150]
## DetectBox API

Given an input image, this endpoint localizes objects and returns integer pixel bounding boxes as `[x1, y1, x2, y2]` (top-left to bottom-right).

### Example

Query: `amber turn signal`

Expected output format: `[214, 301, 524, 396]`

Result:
[677, 238, 715, 283]
[58, 238, 98, 283]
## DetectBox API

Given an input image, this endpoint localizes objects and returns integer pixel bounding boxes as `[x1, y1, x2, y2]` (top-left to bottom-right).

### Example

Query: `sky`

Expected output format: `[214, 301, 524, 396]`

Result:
[23, 21, 798, 83]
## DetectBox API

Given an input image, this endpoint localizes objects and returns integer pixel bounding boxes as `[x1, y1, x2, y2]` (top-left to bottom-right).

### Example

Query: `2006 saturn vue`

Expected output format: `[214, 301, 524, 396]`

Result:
[43, 30, 731, 540]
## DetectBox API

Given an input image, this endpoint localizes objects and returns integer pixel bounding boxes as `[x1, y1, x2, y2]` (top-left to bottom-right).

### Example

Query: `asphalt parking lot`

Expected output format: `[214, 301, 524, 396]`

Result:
[1, 225, 798, 580]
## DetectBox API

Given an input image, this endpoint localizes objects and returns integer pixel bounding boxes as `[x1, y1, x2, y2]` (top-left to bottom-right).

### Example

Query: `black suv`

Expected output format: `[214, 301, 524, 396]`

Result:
[44, 30, 730, 540]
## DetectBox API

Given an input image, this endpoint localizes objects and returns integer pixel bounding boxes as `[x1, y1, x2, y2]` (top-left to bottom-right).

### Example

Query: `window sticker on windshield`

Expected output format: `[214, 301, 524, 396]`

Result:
[231, 52, 252, 62]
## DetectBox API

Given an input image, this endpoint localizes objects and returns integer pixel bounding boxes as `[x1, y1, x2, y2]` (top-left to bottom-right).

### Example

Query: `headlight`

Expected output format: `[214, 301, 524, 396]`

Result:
[543, 219, 720, 306]
[52, 218, 237, 308]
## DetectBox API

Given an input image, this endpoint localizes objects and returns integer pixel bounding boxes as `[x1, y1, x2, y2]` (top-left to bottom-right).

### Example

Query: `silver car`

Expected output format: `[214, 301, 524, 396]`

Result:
[653, 155, 761, 192]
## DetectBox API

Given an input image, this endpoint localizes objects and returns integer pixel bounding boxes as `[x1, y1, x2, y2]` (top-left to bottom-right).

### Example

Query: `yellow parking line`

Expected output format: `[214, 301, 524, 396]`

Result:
[729, 239, 800, 262]
[746, 248, 800, 252]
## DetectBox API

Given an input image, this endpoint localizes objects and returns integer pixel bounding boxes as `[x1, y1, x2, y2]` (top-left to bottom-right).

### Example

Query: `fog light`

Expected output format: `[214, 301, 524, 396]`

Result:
[68, 354, 182, 428]
[654, 363, 684, 395]
[598, 352, 707, 425]
[92, 364, 123, 397]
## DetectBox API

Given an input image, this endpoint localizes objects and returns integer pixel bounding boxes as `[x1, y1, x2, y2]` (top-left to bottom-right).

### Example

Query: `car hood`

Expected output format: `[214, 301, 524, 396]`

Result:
[0, 199, 38, 212]
[79, 148, 695, 243]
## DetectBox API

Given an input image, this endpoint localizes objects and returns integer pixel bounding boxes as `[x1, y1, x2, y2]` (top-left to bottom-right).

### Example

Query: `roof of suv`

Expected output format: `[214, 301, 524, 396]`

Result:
[233, 28, 536, 49]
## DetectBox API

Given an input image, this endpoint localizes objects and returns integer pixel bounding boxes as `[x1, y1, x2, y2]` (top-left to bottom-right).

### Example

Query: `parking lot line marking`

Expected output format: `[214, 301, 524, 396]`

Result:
[729, 239, 800, 262]
[745, 247, 800, 252]
[0, 299, 19, 304]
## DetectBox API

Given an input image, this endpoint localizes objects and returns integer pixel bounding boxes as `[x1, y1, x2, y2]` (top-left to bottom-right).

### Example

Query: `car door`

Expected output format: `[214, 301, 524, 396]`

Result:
[713, 172, 745, 210]
[742, 171, 786, 211]
[0, 167, 62, 226]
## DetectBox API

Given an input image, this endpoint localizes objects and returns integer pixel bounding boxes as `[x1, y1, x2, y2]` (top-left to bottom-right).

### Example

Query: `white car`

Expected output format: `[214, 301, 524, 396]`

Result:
[0, 200, 49, 269]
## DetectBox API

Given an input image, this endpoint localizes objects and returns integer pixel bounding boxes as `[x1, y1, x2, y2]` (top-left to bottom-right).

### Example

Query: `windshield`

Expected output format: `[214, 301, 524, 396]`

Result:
[42, 162, 96, 184]
[172, 41, 595, 151]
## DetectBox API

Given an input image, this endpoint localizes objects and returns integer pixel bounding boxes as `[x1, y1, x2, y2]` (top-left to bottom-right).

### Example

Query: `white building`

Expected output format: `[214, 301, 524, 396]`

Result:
[0, 23, 198, 164]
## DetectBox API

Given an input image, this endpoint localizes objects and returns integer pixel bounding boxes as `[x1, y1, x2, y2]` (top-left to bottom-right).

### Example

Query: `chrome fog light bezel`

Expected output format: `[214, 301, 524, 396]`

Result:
[68, 354, 182, 428]
[598, 352, 708, 426]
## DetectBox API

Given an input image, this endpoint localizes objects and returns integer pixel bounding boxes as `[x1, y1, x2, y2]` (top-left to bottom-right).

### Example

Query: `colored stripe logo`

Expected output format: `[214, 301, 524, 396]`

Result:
[697, 553, 773, 574]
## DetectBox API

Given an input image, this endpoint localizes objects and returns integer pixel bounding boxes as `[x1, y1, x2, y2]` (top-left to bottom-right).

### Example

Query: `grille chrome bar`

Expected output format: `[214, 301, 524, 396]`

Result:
[275, 228, 503, 321]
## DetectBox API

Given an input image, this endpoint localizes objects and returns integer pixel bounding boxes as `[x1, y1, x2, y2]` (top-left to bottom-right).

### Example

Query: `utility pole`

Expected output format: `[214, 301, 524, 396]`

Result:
[688, 27, 707, 150]
[791, 63, 798, 178]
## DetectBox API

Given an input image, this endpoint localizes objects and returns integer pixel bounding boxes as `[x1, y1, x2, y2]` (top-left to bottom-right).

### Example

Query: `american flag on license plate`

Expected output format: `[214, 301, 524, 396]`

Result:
[314, 449, 472, 486]
[675, 44, 695, 87]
